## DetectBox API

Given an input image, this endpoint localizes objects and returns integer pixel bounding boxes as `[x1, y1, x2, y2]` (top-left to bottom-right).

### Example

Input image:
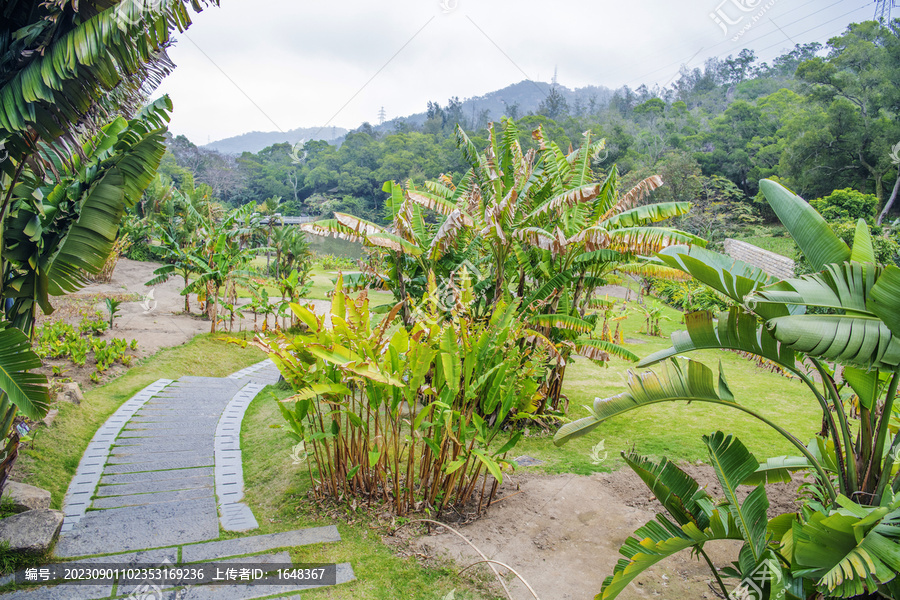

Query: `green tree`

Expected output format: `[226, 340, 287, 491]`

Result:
[792, 21, 900, 208]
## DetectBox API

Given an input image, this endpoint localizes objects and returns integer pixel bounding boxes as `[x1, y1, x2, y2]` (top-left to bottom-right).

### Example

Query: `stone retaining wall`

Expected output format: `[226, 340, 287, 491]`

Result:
[723, 238, 795, 280]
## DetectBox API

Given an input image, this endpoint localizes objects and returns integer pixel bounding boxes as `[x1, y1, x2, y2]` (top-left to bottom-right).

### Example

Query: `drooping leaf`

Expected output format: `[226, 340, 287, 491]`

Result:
[758, 179, 850, 272]
[640, 308, 796, 372]
[554, 359, 735, 445]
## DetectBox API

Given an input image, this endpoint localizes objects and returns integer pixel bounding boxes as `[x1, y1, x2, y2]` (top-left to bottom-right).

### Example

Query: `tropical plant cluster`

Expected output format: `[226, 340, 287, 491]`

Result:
[255, 277, 544, 517]
[556, 180, 900, 599]
[301, 119, 698, 415]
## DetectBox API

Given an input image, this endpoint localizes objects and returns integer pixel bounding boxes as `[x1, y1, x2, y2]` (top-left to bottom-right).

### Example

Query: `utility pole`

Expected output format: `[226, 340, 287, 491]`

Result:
[378, 106, 387, 125]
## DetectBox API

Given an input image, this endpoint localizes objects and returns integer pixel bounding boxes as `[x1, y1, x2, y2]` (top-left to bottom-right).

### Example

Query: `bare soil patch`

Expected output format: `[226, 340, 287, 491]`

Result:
[406, 466, 801, 600]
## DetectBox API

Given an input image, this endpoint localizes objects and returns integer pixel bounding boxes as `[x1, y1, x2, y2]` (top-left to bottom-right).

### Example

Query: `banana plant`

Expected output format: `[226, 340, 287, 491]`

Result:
[556, 179, 900, 599]
[303, 120, 697, 413]
[599, 433, 801, 600]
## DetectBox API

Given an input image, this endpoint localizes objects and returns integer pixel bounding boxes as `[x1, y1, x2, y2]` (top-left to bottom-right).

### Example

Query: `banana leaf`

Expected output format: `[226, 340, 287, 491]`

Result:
[758, 179, 850, 272]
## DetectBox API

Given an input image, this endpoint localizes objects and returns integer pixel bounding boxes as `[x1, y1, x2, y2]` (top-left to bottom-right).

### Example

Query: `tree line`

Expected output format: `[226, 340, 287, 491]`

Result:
[164, 21, 900, 229]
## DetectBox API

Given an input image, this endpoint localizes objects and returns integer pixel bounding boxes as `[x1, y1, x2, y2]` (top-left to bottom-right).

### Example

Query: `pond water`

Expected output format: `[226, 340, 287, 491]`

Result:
[304, 233, 364, 259]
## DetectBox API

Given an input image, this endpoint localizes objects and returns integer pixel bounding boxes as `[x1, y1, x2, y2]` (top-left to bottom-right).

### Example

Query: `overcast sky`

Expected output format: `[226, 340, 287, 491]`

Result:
[154, 0, 880, 145]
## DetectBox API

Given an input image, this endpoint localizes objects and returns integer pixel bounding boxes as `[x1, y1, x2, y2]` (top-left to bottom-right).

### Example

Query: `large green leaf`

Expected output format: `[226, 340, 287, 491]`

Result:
[599, 510, 743, 599]
[574, 339, 639, 363]
[554, 358, 734, 445]
[758, 179, 850, 272]
[47, 167, 127, 295]
[703, 432, 769, 561]
[530, 314, 592, 333]
[653, 245, 787, 320]
[622, 452, 713, 530]
[639, 308, 796, 372]
[867, 265, 900, 339]
[765, 314, 900, 369]
[601, 202, 692, 228]
[744, 456, 814, 485]
[751, 262, 877, 316]
[792, 502, 900, 598]
[0, 325, 50, 420]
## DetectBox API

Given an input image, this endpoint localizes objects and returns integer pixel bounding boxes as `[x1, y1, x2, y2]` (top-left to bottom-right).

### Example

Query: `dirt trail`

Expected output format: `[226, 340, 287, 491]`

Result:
[410, 467, 801, 600]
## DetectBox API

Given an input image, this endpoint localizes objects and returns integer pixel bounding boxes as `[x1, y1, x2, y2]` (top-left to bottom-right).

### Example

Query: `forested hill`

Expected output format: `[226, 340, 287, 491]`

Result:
[161, 21, 900, 231]
[203, 125, 348, 154]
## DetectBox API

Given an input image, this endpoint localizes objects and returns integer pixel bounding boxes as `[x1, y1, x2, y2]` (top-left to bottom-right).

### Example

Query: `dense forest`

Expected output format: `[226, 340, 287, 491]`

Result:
[158, 20, 900, 235]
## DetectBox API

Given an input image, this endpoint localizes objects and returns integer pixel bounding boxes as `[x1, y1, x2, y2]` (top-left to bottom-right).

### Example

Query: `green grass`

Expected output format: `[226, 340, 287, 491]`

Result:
[15, 333, 265, 508]
[514, 302, 820, 475]
[734, 228, 798, 259]
[239, 385, 500, 599]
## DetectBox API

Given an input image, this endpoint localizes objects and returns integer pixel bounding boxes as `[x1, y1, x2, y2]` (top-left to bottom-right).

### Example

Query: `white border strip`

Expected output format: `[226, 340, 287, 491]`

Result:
[60, 379, 174, 533]
[214, 382, 267, 531]
[226, 359, 275, 380]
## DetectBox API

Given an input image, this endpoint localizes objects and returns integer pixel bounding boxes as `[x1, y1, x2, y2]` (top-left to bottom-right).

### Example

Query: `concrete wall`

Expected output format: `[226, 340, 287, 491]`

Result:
[723, 239, 795, 280]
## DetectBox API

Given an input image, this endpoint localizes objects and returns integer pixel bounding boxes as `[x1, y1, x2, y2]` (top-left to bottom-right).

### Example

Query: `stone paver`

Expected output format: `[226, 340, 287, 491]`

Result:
[3, 361, 354, 598]
[181, 526, 341, 563]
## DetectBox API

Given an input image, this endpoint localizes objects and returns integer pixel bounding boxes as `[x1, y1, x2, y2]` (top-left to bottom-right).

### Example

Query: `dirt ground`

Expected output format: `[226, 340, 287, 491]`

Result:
[34, 258, 333, 393]
[407, 466, 801, 600]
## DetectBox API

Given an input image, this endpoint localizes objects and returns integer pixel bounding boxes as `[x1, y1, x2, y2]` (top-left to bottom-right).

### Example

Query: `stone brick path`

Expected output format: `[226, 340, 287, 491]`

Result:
[1, 361, 354, 599]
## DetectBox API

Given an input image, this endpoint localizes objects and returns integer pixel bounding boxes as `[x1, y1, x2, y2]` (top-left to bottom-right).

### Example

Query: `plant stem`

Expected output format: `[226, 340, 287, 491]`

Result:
[698, 547, 728, 598]
[865, 369, 900, 499]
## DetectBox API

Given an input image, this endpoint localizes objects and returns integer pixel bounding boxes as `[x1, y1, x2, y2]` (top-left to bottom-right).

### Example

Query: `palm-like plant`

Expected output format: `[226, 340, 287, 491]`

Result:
[556, 179, 900, 599]
[305, 120, 700, 411]
[1, 0, 215, 173]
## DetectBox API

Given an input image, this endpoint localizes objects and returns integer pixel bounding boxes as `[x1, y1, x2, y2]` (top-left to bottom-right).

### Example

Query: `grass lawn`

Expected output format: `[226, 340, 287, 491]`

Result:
[734, 227, 798, 259]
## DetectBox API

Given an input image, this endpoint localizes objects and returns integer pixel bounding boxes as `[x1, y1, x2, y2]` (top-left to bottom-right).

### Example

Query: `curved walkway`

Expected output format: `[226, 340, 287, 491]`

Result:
[3, 360, 354, 599]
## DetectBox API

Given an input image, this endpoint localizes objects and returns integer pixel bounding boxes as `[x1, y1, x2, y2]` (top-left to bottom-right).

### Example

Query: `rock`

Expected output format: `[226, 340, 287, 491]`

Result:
[42, 409, 59, 427]
[0, 509, 64, 554]
[57, 382, 84, 405]
[2, 481, 51, 513]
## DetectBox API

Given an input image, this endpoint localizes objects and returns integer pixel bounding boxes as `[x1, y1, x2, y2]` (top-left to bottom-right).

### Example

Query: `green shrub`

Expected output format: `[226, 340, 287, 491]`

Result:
[652, 278, 732, 313]
[809, 188, 878, 223]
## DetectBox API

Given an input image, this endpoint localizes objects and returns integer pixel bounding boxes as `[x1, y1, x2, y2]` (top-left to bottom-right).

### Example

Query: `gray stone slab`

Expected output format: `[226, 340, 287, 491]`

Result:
[110, 443, 213, 457]
[0, 583, 113, 599]
[91, 488, 212, 510]
[106, 453, 213, 466]
[80, 497, 216, 529]
[96, 476, 213, 497]
[181, 527, 341, 563]
[102, 456, 214, 474]
[56, 514, 217, 558]
[100, 468, 214, 485]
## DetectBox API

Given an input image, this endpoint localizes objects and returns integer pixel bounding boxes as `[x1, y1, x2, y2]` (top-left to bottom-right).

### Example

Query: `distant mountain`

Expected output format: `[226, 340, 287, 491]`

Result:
[381, 80, 615, 130]
[204, 126, 348, 154]
[202, 80, 614, 154]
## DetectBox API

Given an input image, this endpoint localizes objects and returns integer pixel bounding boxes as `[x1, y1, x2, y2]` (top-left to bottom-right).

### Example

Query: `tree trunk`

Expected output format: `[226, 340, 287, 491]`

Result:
[183, 273, 190, 313]
[208, 282, 219, 333]
[876, 171, 900, 225]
